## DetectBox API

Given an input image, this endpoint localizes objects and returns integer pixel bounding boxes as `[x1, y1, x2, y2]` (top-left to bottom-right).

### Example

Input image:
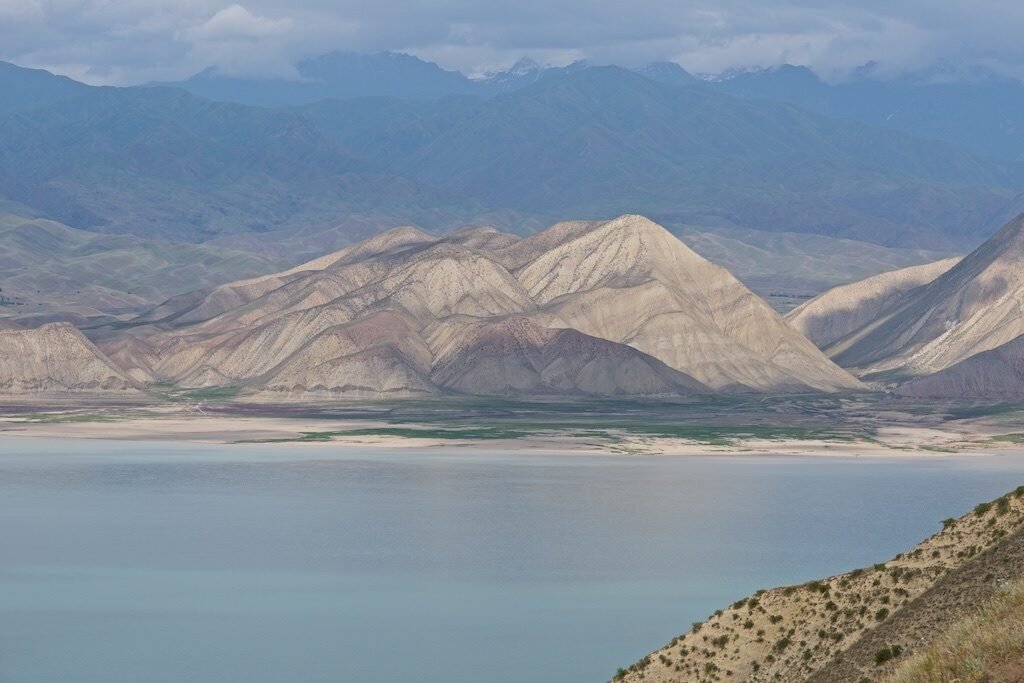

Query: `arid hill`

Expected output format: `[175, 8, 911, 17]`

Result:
[787, 214, 1024, 392]
[0, 323, 138, 395]
[96, 215, 861, 399]
[896, 333, 1024, 398]
[616, 486, 1024, 683]
[787, 258, 960, 348]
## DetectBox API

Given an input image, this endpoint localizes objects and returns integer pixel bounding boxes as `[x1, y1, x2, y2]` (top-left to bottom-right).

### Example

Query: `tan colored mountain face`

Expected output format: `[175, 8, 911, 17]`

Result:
[787, 257, 961, 347]
[896, 333, 1024, 398]
[519, 216, 863, 391]
[0, 323, 138, 394]
[430, 317, 706, 396]
[796, 214, 1024, 383]
[102, 214, 861, 398]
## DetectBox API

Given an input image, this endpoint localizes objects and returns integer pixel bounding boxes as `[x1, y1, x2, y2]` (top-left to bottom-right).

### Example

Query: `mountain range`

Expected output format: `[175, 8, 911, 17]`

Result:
[1, 58, 1020, 253]
[0, 212, 286, 321]
[1, 216, 862, 397]
[157, 52, 1024, 163]
[156, 53, 588, 106]
[9, 211, 1024, 400]
[788, 213, 1024, 396]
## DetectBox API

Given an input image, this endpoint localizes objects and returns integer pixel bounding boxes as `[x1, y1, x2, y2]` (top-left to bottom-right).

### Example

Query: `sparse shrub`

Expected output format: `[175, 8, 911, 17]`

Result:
[974, 501, 993, 516]
[875, 607, 890, 621]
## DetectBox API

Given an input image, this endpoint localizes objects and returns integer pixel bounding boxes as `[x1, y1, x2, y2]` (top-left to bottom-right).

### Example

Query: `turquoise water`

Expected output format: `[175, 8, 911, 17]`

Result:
[2, 438, 1024, 682]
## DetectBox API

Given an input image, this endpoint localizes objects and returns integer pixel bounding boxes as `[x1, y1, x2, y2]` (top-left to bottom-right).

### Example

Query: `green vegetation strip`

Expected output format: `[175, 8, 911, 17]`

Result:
[245, 422, 862, 445]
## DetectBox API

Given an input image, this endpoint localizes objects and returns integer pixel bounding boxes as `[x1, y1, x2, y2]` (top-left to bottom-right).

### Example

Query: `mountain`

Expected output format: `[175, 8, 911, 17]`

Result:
[0, 213, 287, 320]
[158, 52, 590, 107]
[896, 334, 1024, 398]
[96, 215, 861, 398]
[0, 83, 476, 242]
[0, 60, 89, 116]
[617, 487, 1024, 683]
[301, 66, 1018, 250]
[159, 53, 1024, 164]
[4, 60, 1021, 256]
[0, 323, 138, 394]
[679, 227, 956, 312]
[714, 64, 1024, 162]
[786, 257, 961, 346]
[636, 62, 700, 86]
[163, 52, 478, 107]
[796, 214, 1024, 383]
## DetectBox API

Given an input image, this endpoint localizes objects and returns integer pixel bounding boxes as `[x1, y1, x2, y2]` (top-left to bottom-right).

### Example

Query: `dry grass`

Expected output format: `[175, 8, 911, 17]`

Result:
[616, 486, 1024, 683]
[883, 578, 1024, 683]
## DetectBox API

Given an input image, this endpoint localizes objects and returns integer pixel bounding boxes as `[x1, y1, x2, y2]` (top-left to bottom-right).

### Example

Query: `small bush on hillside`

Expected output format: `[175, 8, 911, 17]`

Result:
[874, 645, 902, 665]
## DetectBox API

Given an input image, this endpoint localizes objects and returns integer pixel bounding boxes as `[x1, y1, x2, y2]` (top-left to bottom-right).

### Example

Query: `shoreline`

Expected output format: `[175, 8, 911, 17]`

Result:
[0, 412, 1019, 458]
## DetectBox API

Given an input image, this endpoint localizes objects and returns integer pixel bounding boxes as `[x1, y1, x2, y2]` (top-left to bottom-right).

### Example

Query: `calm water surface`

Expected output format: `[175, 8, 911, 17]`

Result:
[2, 438, 1024, 682]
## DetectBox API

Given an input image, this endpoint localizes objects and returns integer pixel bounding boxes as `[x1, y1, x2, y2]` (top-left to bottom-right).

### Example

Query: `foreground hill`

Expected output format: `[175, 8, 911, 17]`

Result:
[0, 323, 138, 395]
[883, 576, 1024, 683]
[617, 486, 1024, 683]
[790, 214, 1024, 391]
[98, 215, 860, 398]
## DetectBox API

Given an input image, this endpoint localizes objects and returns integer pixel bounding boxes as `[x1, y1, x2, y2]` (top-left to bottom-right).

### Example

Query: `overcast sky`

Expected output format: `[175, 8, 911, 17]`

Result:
[3, 0, 1024, 85]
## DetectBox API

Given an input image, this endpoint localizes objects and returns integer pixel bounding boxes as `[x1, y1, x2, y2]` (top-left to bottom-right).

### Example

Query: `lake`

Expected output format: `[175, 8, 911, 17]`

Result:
[2, 438, 1024, 682]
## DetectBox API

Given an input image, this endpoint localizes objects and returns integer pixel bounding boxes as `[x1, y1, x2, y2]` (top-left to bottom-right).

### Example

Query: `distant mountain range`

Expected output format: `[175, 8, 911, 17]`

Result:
[0, 212, 286, 320]
[714, 64, 1024, 162]
[153, 53, 591, 106]
[299, 66, 1017, 249]
[2, 58, 1021, 253]
[155, 52, 1024, 163]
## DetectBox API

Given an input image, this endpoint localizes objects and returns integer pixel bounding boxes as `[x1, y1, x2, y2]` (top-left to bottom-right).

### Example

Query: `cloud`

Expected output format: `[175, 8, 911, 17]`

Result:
[0, 0, 1022, 85]
[180, 4, 298, 78]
